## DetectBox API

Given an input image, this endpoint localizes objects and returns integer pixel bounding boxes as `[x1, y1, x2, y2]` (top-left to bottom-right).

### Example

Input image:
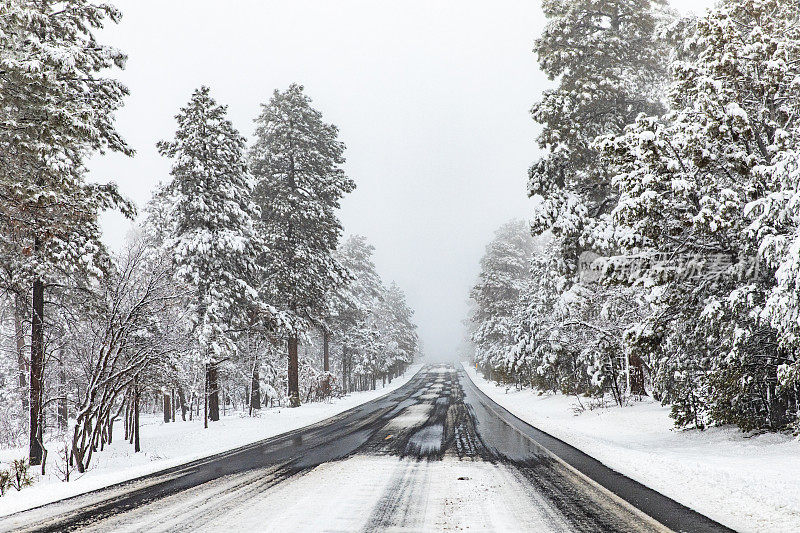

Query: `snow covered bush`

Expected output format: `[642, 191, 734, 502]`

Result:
[0, 467, 8, 496]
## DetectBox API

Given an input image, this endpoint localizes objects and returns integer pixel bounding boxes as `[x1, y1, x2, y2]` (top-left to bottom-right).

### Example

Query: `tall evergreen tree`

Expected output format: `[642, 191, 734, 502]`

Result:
[157, 86, 263, 424]
[529, 0, 669, 256]
[250, 84, 355, 406]
[469, 220, 538, 379]
[0, 0, 133, 465]
[334, 235, 385, 390]
[383, 282, 418, 378]
[527, 0, 672, 395]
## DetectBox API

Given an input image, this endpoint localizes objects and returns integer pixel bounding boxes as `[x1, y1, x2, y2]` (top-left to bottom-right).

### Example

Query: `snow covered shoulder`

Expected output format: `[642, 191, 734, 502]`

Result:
[464, 364, 800, 533]
[0, 364, 421, 518]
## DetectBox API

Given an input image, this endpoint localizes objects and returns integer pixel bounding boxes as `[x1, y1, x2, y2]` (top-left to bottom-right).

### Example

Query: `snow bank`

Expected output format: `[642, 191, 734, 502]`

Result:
[0, 364, 422, 517]
[463, 363, 800, 533]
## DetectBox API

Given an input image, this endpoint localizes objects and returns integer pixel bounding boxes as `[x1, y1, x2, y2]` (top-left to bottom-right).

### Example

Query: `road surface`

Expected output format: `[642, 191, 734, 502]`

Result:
[1, 365, 732, 532]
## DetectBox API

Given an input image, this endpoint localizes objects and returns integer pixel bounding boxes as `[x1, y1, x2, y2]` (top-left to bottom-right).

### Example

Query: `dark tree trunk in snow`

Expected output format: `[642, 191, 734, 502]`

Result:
[14, 295, 28, 413]
[323, 331, 330, 372]
[134, 378, 140, 453]
[288, 337, 300, 407]
[222, 385, 226, 417]
[208, 363, 220, 421]
[163, 393, 171, 423]
[29, 276, 45, 466]
[628, 354, 648, 396]
[342, 346, 349, 393]
[178, 388, 187, 421]
[250, 364, 261, 411]
[171, 389, 176, 422]
[58, 355, 67, 432]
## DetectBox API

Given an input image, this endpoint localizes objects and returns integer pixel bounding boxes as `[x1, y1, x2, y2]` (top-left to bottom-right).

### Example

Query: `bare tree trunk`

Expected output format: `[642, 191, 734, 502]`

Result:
[58, 354, 67, 432]
[178, 388, 187, 421]
[628, 354, 647, 396]
[14, 295, 28, 413]
[107, 411, 115, 445]
[342, 345, 348, 393]
[134, 377, 140, 453]
[171, 389, 176, 422]
[208, 363, 220, 421]
[163, 392, 171, 423]
[323, 330, 330, 372]
[250, 361, 261, 411]
[29, 275, 45, 466]
[288, 337, 300, 407]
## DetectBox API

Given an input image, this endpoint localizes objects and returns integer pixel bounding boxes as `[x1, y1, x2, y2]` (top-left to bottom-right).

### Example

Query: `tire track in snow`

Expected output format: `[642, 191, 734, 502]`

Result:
[362, 460, 430, 532]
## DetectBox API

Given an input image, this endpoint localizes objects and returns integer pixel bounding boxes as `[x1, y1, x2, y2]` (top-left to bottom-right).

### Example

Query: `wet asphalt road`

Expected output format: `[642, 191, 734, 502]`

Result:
[1, 365, 733, 532]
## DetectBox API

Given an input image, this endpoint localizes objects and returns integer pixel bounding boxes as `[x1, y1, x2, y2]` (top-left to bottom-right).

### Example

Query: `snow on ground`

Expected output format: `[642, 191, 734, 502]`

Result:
[120, 456, 586, 533]
[464, 363, 800, 533]
[195, 456, 577, 532]
[0, 364, 422, 517]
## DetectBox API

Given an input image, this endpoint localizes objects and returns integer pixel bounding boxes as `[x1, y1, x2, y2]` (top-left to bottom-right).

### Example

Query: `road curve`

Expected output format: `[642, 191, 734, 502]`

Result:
[0, 365, 732, 532]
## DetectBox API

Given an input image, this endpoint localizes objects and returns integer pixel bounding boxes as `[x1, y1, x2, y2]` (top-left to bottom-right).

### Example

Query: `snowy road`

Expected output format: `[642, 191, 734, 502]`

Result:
[1, 365, 731, 532]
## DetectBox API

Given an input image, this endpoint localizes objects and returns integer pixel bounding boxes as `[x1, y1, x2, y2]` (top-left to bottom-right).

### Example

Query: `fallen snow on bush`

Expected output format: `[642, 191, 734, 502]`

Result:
[0, 364, 421, 517]
[464, 364, 800, 533]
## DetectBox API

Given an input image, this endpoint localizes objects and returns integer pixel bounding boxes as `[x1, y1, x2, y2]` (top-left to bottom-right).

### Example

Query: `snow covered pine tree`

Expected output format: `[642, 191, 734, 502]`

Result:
[157, 87, 266, 425]
[469, 220, 538, 382]
[0, 0, 133, 466]
[527, 0, 671, 396]
[250, 84, 355, 407]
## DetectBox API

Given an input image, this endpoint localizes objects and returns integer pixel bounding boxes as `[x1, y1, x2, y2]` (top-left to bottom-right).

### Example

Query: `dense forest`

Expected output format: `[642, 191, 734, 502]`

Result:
[0, 1, 419, 478]
[468, 0, 800, 433]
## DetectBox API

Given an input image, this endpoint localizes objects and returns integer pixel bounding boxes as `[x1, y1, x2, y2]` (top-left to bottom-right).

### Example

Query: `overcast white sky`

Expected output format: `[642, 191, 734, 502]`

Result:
[90, 0, 715, 361]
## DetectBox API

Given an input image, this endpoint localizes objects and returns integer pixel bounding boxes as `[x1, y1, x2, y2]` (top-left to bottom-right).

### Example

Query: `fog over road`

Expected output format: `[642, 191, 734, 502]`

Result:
[2, 366, 731, 532]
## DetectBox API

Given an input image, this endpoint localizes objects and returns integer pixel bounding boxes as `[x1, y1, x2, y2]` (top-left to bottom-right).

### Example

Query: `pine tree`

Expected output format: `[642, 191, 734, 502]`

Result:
[332, 235, 384, 391]
[0, 0, 133, 465]
[383, 282, 418, 379]
[508, 238, 566, 391]
[529, 0, 669, 252]
[157, 86, 263, 424]
[527, 0, 672, 397]
[599, 0, 800, 429]
[250, 84, 355, 406]
[469, 220, 538, 380]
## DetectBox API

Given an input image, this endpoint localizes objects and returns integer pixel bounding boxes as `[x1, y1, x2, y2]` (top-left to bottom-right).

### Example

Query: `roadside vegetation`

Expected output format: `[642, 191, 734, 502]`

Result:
[468, 0, 800, 434]
[0, 1, 419, 490]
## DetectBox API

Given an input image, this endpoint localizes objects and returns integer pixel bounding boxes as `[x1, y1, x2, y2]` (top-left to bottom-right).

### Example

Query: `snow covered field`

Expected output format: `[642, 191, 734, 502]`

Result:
[0, 364, 421, 518]
[464, 364, 800, 532]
